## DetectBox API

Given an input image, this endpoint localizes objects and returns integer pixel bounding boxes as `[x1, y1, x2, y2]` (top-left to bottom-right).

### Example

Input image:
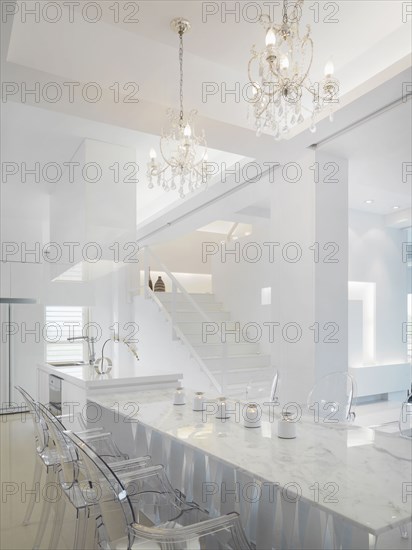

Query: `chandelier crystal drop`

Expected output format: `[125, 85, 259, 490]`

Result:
[147, 18, 210, 198]
[247, 0, 339, 139]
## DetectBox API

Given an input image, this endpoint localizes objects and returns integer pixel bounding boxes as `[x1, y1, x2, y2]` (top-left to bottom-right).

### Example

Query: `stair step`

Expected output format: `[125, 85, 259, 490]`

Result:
[225, 382, 274, 399]
[217, 369, 273, 386]
[205, 355, 271, 370]
[162, 302, 224, 313]
[185, 333, 251, 344]
[193, 343, 260, 357]
[150, 287, 275, 393]
[156, 292, 218, 304]
[216, 367, 273, 377]
[173, 311, 230, 323]
[177, 321, 240, 335]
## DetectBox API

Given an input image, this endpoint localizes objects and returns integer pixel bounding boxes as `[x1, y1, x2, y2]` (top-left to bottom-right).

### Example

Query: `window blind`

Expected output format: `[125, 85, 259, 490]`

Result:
[45, 306, 85, 362]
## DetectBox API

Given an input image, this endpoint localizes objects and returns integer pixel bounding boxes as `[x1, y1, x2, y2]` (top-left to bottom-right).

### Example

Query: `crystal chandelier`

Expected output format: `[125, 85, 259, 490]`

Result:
[147, 18, 209, 198]
[247, 0, 339, 139]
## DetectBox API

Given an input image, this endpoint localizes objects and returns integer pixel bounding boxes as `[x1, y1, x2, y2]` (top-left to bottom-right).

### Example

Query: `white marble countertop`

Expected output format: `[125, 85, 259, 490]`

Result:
[91, 388, 412, 536]
[38, 363, 183, 390]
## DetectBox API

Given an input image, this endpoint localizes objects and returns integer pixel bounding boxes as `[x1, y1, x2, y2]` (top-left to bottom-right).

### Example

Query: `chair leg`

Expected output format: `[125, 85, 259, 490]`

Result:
[23, 458, 42, 526]
[32, 467, 57, 550]
[399, 524, 409, 539]
[48, 495, 66, 549]
[84, 508, 99, 550]
[73, 507, 90, 550]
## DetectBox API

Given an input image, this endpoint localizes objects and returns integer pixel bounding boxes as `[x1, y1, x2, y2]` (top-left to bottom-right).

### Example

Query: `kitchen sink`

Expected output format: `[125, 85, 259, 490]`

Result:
[48, 361, 86, 367]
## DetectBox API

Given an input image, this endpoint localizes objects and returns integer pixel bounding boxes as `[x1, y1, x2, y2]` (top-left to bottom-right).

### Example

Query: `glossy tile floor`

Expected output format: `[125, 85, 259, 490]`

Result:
[0, 405, 410, 550]
[354, 398, 407, 427]
[0, 412, 91, 550]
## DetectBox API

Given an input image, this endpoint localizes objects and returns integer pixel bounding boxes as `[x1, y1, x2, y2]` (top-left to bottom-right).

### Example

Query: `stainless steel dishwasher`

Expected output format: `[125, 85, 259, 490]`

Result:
[49, 374, 62, 415]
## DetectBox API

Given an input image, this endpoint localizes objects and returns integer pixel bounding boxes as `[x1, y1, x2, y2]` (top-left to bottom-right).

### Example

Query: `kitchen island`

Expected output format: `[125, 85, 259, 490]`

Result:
[88, 388, 412, 550]
[36, 362, 183, 419]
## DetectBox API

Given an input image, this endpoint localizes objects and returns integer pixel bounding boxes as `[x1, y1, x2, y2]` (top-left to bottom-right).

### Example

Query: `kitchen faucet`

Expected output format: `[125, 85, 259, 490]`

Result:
[67, 335, 96, 365]
[93, 335, 139, 374]
[99, 336, 139, 363]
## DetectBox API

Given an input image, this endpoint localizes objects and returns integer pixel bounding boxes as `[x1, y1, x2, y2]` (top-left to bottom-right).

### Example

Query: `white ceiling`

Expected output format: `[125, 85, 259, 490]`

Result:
[320, 98, 412, 215]
[6, 1, 411, 133]
[1, 0, 411, 231]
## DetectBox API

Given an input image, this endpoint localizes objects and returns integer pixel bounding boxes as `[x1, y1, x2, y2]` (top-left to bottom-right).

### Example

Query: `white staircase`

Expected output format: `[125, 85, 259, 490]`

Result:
[156, 292, 273, 397]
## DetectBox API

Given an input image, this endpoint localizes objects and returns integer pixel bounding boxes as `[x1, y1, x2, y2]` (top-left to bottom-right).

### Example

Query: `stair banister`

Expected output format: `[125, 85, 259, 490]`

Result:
[142, 247, 225, 394]
[171, 279, 177, 341]
[147, 248, 230, 351]
[145, 248, 219, 326]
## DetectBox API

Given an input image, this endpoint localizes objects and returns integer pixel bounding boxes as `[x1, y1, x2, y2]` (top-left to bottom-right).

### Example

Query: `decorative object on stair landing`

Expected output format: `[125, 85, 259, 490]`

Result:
[154, 276, 166, 292]
[147, 18, 210, 198]
[148, 267, 153, 290]
[247, 0, 339, 139]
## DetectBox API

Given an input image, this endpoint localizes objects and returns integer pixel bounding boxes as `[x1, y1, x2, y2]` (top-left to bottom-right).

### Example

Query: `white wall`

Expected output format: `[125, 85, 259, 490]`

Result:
[407, 227, 412, 296]
[150, 231, 216, 275]
[50, 138, 137, 279]
[210, 219, 273, 355]
[133, 295, 217, 392]
[140, 271, 212, 294]
[1, 142, 138, 376]
[348, 209, 408, 366]
[88, 265, 137, 373]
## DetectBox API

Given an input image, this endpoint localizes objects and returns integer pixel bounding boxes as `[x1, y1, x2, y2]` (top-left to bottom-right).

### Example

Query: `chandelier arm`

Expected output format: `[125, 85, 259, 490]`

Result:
[159, 138, 180, 169]
[192, 156, 208, 169]
[148, 163, 168, 179]
[247, 55, 262, 91]
[188, 140, 208, 169]
[247, 55, 255, 81]
[267, 62, 283, 83]
[294, 36, 314, 87]
[258, 13, 271, 30]
[248, 56, 281, 100]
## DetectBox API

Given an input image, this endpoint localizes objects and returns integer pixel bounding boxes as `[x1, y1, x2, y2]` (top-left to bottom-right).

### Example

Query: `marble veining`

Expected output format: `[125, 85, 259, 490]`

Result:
[90, 388, 412, 535]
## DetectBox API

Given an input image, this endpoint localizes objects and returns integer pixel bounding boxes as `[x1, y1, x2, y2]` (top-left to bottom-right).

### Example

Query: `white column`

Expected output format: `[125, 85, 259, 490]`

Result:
[271, 149, 348, 405]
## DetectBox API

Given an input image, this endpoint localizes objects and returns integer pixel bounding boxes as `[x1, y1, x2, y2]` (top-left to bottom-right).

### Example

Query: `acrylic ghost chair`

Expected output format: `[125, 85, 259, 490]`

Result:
[15, 386, 61, 530]
[14, 386, 107, 523]
[306, 372, 356, 423]
[376, 400, 412, 541]
[15, 386, 151, 550]
[245, 369, 279, 406]
[67, 430, 254, 550]
[36, 402, 153, 550]
[399, 401, 412, 439]
[15, 385, 131, 533]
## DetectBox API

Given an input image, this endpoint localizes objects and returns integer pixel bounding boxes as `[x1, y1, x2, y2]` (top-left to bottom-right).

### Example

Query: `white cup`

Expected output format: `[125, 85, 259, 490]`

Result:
[193, 392, 205, 411]
[243, 403, 262, 428]
[216, 397, 229, 419]
[277, 414, 297, 439]
[173, 387, 186, 405]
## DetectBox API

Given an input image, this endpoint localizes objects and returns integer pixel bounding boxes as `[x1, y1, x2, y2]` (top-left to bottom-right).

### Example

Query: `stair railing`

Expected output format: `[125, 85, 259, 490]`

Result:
[142, 246, 228, 395]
